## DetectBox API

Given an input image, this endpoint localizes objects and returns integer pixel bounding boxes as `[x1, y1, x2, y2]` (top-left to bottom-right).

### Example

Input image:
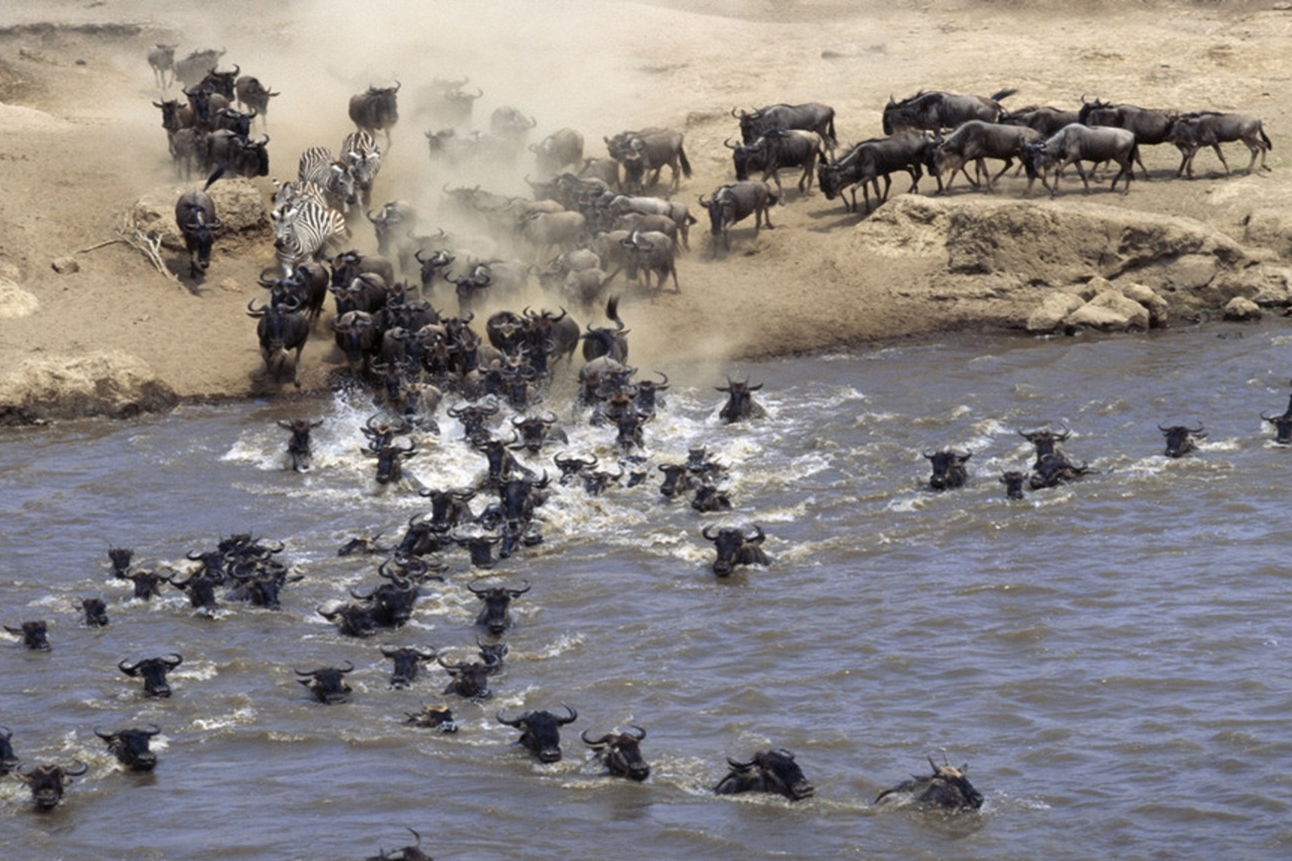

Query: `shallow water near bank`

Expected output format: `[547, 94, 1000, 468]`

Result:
[2, 322, 1291, 860]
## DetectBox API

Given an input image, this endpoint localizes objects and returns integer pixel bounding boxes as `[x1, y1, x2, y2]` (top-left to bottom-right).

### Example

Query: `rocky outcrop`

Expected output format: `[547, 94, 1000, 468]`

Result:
[0, 351, 177, 424]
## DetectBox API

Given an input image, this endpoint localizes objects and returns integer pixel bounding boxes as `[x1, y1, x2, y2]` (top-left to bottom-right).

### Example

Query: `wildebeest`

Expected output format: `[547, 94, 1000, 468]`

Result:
[1000, 470, 1026, 500]
[714, 748, 814, 801]
[728, 128, 828, 196]
[6, 620, 50, 651]
[166, 568, 221, 613]
[1262, 396, 1292, 445]
[518, 210, 586, 260]
[234, 75, 279, 126]
[606, 128, 692, 193]
[698, 180, 776, 256]
[875, 755, 984, 811]
[94, 724, 161, 772]
[382, 646, 437, 689]
[438, 652, 500, 700]
[582, 725, 649, 781]
[1019, 426, 1070, 467]
[366, 826, 434, 861]
[618, 230, 679, 292]
[496, 704, 578, 763]
[1160, 423, 1206, 458]
[925, 448, 971, 490]
[817, 132, 934, 213]
[247, 297, 310, 388]
[16, 760, 89, 811]
[1168, 111, 1272, 178]
[929, 120, 1044, 192]
[350, 82, 400, 146]
[119, 653, 184, 697]
[468, 578, 531, 635]
[296, 661, 355, 704]
[1029, 452, 1093, 490]
[883, 88, 1017, 135]
[1077, 97, 1178, 179]
[0, 726, 17, 774]
[1022, 124, 1138, 196]
[277, 418, 322, 471]
[1000, 104, 1082, 137]
[405, 704, 458, 733]
[531, 127, 584, 175]
[147, 43, 177, 88]
[581, 295, 630, 362]
[175, 173, 222, 279]
[717, 376, 765, 422]
[702, 524, 768, 577]
[734, 102, 837, 150]
[81, 597, 109, 627]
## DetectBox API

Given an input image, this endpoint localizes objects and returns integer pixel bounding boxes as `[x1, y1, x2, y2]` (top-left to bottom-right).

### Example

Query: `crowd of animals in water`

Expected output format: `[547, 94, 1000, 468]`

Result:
[4, 35, 1283, 855]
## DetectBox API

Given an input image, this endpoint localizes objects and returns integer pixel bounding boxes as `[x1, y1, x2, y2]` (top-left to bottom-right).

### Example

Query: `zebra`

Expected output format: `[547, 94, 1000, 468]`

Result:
[297, 146, 357, 213]
[340, 130, 382, 209]
[274, 197, 346, 276]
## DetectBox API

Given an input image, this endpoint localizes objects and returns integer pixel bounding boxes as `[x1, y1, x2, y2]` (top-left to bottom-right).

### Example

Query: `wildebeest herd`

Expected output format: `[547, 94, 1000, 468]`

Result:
[10, 35, 1284, 854]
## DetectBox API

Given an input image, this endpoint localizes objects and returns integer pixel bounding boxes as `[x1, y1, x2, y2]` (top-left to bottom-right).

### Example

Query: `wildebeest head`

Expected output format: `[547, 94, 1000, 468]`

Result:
[166, 569, 220, 612]
[381, 646, 437, 689]
[6, 620, 50, 651]
[1000, 471, 1026, 500]
[81, 597, 109, 627]
[108, 546, 134, 577]
[1159, 423, 1206, 458]
[715, 748, 814, 801]
[404, 704, 458, 733]
[372, 438, 418, 485]
[875, 755, 984, 811]
[318, 602, 379, 639]
[438, 651, 500, 700]
[511, 412, 564, 454]
[125, 569, 166, 600]
[278, 418, 322, 472]
[16, 760, 88, 811]
[366, 826, 433, 861]
[0, 726, 18, 775]
[924, 448, 971, 490]
[295, 661, 355, 704]
[1019, 426, 1070, 466]
[468, 578, 531, 634]
[716, 376, 764, 423]
[119, 653, 183, 697]
[702, 524, 769, 577]
[1262, 405, 1292, 445]
[691, 484, 733, 513]
[94, 724, 161, 772]
[582, 725, 650, 781]
[658, 463, 693, 498]
[497, 704, 577, 763]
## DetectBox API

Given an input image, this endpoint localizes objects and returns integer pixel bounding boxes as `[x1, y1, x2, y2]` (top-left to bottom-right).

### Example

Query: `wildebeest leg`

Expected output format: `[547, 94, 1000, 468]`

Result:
[1174, 146, 1192, 179]
[1133, 147, 1152, 181]
[1210, 142, 1232, 176]
[988, 157, 1014, 190]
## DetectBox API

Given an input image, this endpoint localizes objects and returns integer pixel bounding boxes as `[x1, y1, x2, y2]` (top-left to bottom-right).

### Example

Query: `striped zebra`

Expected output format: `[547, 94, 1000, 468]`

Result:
[297, 146, 357, 212]
[340, 130, 382, 208]
[273, 197, 346, 276]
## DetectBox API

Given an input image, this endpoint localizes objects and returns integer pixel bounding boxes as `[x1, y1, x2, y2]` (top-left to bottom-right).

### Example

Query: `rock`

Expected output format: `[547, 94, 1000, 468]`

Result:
[1222, 296, 1262, 321]
[1118, 281, 1171, 327]
[1026, 291, 1085, 333]
[0, 277, 39, 319]
[1242, 208, 1292, 258]
[0, 351, 177, 424]
[130, 178, 268, 252]
[1065, 290, 1150, 332]
[51, 256, 79, 274]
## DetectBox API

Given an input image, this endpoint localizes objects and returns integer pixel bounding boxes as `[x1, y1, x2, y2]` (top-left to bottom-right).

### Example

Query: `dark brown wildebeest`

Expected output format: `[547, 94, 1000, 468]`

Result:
[1160, 423, 1206, 458]
[531, 127, 584, 176]
[717, 376, 766, 423]
[119, 653, 184, 697]
[497, 704, 578, 763]
[349, 82, 400, 147]
[582, 725, 650, 781]
[883, 88, 1017, 135]
[0, 726, 17, 774]
[876, 755, 984, 811]
[81, 597, 109, 627]
[468, 579, 531, 635]
[278, 418, 323, 472]
[247, 297, 310, 388]
[929, 120, 1044, 192]
[234, 75, 279, 127]
[606, 128, 692, 193]
[924, 448, 971, 490]
[817, 132, 934, 214]
[1000, 470, 1027, 500]
[701, 525, 768, 577]
[175, 174, 222, 279]
[726, 128, 829, 196]
[698, 180, 776, 257]
[94, 724, 161, 772]
[734, 102, 837, 150]
[1077, 97, 1178, 179]
[1168, 111, 1272, 178]
[438, 652, 500, 700]
[296, 662, 355, 704]
[1022, 124, 1138, 196]
[366, 827, 434, 861]
[714, 748, 814, 801]
[1262, 396, 1292, 445]
[16, 760, 89, 811]
[6, 620, 50, 651]
[382, 646, 437, 689]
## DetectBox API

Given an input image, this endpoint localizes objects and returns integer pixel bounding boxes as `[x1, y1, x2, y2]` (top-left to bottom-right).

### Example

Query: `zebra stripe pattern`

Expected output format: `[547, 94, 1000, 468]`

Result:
[297, 146, 356, 211]
[274, 197, 345, 275]
[340, 130, 382, 206]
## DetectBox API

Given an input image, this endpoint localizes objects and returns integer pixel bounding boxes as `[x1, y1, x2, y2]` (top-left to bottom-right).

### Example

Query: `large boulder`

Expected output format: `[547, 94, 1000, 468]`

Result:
[0, 351, 177, 424]
[130, 178, 269, 252]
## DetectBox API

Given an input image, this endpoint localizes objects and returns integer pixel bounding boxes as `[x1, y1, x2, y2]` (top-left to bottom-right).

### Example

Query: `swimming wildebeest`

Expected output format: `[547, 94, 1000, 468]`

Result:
[16, 760, 89, 811]
[278, 418, 323, 471]
[6, 620, 50, 651]
[714, 748, 814, 801]
[119, 653, 184, 697]
[496, 704, 578, 763]
[702, 524, 769, 577]
[875, 754, 984, 811]
[94, 724, 161, 772]
[1160, 423, 1206, 458]
[296, 661, 355, 703]
[924, 448, 971, 490]
[582, 725, 650, 781]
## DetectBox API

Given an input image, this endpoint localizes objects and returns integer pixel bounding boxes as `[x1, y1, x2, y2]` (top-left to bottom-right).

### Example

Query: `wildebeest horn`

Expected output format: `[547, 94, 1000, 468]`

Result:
[162, 653, 184, 668]
[727, 756, 755, 769]
[702, 524, 719, 541]
[437, 655, 466, 671]
[508, 579, 532, 596]
[93, 726, 115, 740]
[626, 724, 646, 740]
[63, 759, 89, 776]
[118, 659, 140, 673]
[555, 703, 578, 724]
[723, 138, 740, 149]
[581, 730, 613, 746]
[495, 708, 525, 727]
[747, 524, 766, 543]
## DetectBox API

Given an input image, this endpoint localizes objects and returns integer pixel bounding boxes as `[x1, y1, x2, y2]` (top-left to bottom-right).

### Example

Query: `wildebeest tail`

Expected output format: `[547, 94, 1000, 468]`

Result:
[827, 114, 838, 148]
[203, 164, 226, 191]
[678, 143, 692, 178]
[991, 88, 1018, 104]
[606, 294, 621, 326]
[1260, 124, 1272, 150]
